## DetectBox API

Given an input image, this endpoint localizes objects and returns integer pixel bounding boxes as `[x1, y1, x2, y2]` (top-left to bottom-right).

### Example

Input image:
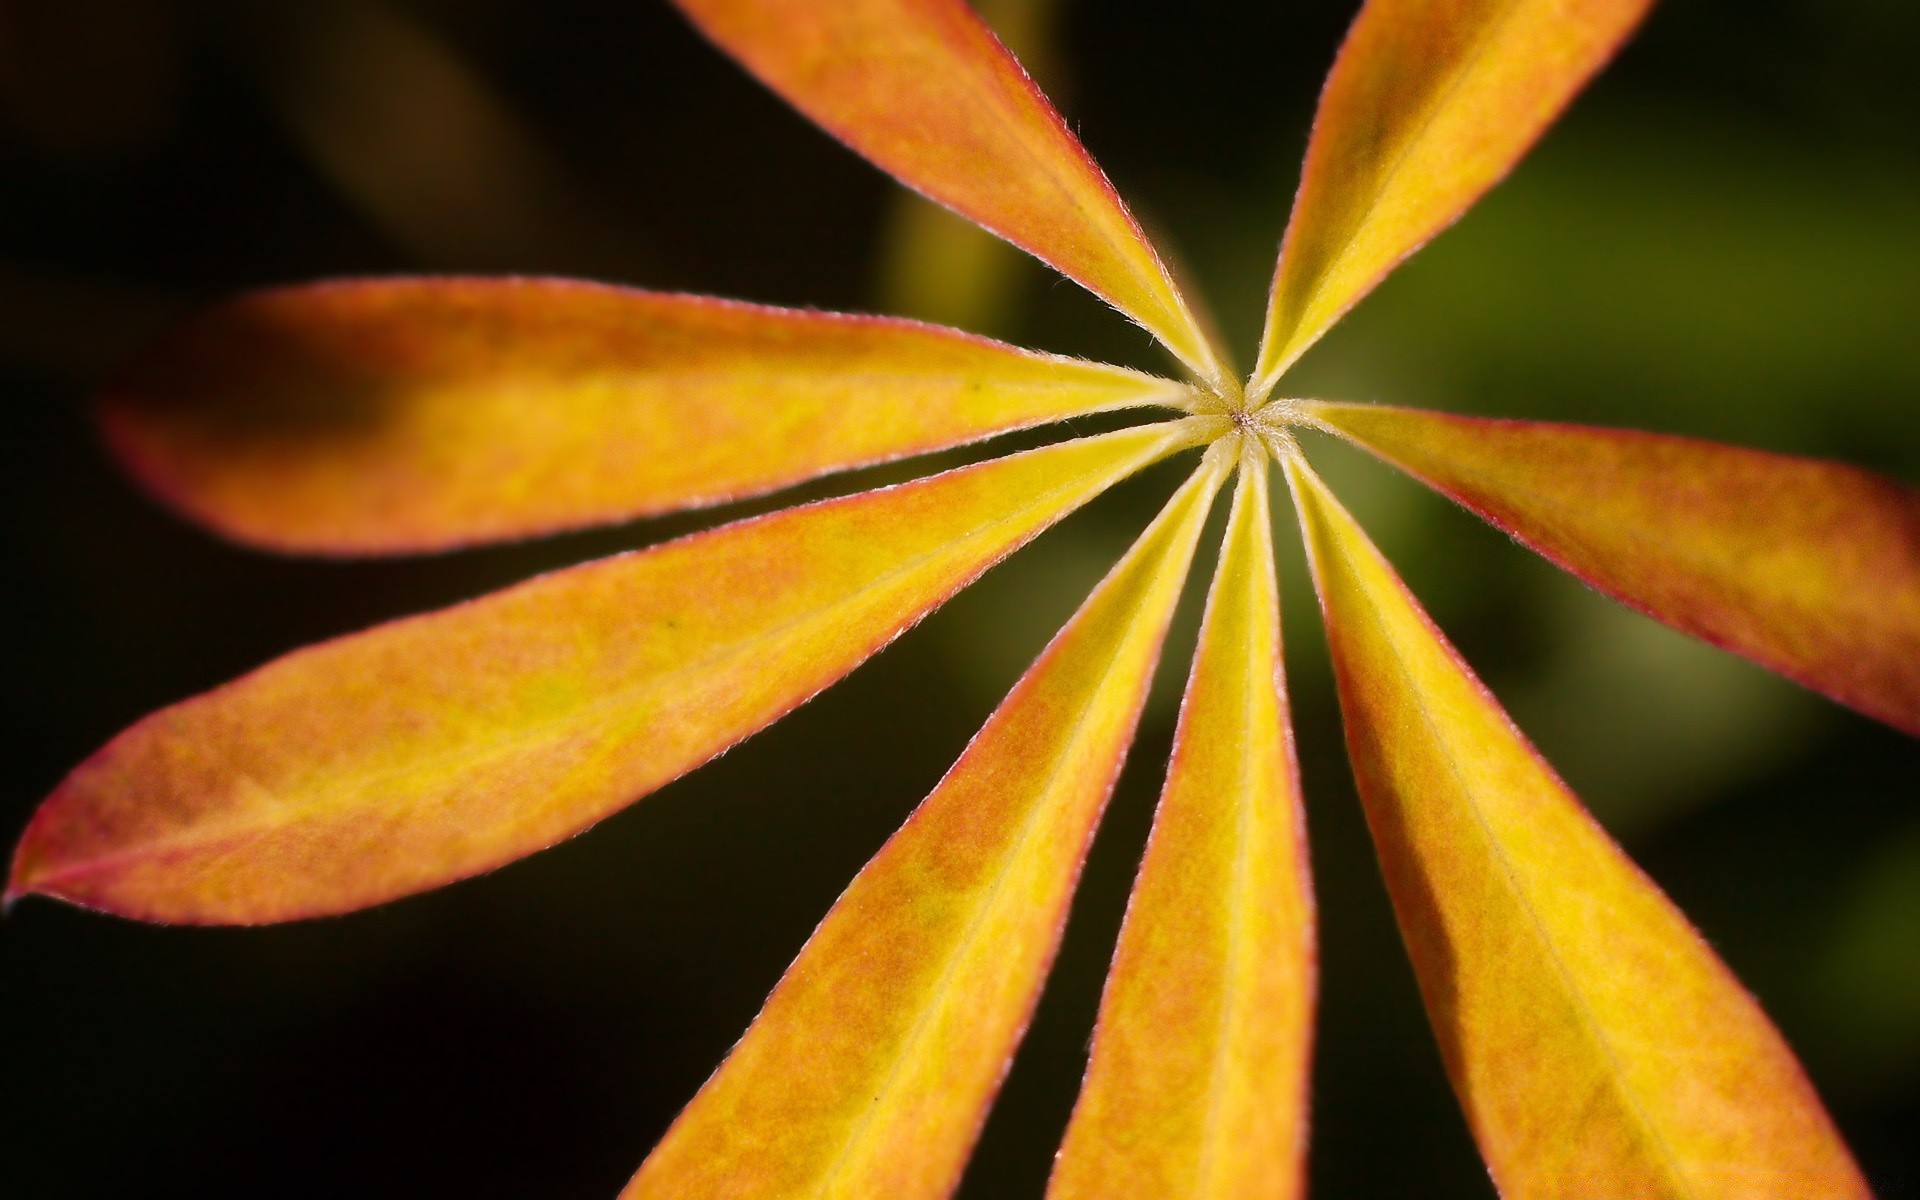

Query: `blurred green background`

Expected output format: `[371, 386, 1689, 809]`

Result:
[3, 0, 1917, 1196]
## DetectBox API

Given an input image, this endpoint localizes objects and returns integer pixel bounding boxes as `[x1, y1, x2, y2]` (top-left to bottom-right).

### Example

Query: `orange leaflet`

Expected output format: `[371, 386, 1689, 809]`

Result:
[668, 0, 1224, 386]
[1284, 455, 1871, 1200]
[1305, 400, 1920, 737]
[99, 279, 1188, 555]
[1252, 0, 1655, 396]
[625, 446, 1231, 1200]
[8, 419, 1219, 925]
[1050, 444, 1313, 1200]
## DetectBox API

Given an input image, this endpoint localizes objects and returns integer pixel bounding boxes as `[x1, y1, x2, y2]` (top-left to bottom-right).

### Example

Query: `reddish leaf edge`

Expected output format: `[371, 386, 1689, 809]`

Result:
[8, 415, 1226, 923]
[1248, 0, 1657, 400]
[1294, 399, 1920, 739]
[97, 276, 1199, 560]
[620, 442, 1235, 1197]
[1275, 446, 1871, 1197]
[665, 4, 1229, 390]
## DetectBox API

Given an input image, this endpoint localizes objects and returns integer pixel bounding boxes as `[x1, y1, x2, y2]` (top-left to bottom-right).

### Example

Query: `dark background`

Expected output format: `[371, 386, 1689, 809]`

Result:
[4, 1, 1918, 1196]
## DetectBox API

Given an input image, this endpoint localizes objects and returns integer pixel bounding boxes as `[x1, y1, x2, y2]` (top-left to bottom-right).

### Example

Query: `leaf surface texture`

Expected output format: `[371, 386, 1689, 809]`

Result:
[9, 423, 1207, 923]
[624, 448, 1229, 1200]
[1254, 0, 1654, 392]
[669, 0, 1221, 382]
[101, 279, 1182, 553]
[1308, 401, 1920, 735]
[1051, 448, 1315, 1200]
[1286, 456, 1870, 1199]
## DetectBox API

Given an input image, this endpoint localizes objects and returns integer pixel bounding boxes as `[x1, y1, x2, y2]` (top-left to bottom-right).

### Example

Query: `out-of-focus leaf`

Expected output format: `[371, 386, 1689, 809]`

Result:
[99, 279, 1186, 554]
[1252, 0, 1655, 395]
[668, 0, 1224, 385]
[229, 0, 646, 274]
[1050, 445, 1314, 1200]
[625, 447, 1231, 1200]
[1305, 401, 1920, 736]
[1817, 821, 1920, 1088]
[8, 421, 1215, 924]
[876, 192, 1029, 335]
[1284, 455, 1871, 1199]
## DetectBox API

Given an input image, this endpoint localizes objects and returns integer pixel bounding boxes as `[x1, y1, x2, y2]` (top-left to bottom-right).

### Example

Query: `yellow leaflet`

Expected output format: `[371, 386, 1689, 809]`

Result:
[1253, 0, 1655, 396]
[1284, 454, 1869, 1200]
[624, 444, 1232, 1200]
[1051, 444, 1314, 1200]
[9, 420, 1217, 924]
[1305, 399, 1920, 736]
[102, 279, 1187, 554]
[669, 0, 1224, 385]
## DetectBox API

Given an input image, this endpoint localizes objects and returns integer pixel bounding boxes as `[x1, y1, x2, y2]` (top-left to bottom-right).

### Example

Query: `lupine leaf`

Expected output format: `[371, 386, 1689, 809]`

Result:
[8, 421, 1216, 924]
[98, 279, 1185, 555]
[1049, 443, 1313, 1200]
[667, 0, 1225, 385]
[1305, 400, 1920, 737]
[1252, 0, 1655, 395]
[624, 447, 1231, 1200]
[1284, 454, 1871, 1200]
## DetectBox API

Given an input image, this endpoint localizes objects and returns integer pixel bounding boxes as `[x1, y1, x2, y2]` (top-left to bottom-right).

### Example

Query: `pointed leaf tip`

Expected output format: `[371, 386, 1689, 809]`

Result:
[1307, 401, 1920, 737]
[12, 422, 1202, 924]
[625, 450, 1229, 1200]
[100, 278, 1186, 554]
[1284, 454, 1870, 1199]
[1254, 0, 1655, 394]
[1051, 452, 1315, 1200]
[667, 0, 1223, 384]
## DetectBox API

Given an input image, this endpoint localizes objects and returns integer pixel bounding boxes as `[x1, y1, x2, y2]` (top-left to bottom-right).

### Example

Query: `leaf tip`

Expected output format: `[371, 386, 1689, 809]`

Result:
[6, 780, 132, 921]
[5, 829, 52, 915]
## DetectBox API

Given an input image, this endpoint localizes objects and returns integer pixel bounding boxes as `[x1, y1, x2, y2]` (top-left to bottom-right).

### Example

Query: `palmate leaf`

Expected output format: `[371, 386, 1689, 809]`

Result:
[8, 420, 1215, 924]
[624, 447, 1231, 1200]
[10, 0, 1898, 1193]
[1305, 401, 1920, 736]
[666, 0, 1225, 385]
[99, 279, 1186, 555]
[1050, 446, 1314, 1200]
[1253, 0, 1655, 396]
[1284, 455, 1871, 1198]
